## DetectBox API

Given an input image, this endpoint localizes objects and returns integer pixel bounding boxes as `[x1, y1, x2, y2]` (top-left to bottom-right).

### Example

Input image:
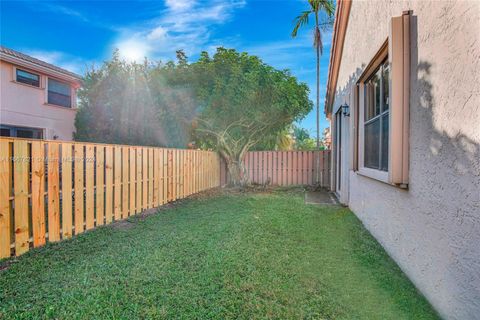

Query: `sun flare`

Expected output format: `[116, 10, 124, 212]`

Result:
[117, 39, 149, 62]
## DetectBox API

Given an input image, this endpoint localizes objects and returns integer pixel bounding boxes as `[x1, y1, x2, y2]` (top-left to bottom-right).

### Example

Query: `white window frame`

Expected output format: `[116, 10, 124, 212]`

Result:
[12, 66, 44, 89]
[357, 41, 390, 184]
[354, 11, 411, 188]
[45, 76, 76, 109]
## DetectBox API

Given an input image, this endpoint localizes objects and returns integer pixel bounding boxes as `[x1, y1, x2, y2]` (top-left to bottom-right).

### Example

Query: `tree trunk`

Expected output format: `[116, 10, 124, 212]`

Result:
[315, 16, 321, 185]
[226, 157, 248, 187]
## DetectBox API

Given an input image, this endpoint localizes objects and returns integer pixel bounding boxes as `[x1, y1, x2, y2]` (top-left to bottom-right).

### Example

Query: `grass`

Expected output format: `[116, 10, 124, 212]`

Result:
[0, 189, 439, 319]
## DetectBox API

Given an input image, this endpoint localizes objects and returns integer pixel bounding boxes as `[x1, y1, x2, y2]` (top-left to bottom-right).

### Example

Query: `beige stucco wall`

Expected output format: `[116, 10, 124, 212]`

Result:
[332, 1, 480, 319]
[0, 61, 77, 140]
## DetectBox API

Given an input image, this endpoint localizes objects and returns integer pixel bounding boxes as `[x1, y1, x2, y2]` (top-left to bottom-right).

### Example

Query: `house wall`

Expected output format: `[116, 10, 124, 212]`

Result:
[0, 61, 77, 140]
[332, 1, 480, 319]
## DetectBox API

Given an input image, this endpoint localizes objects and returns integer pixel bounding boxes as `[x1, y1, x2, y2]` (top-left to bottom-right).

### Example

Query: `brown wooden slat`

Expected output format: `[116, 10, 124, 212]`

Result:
[162, 149, 167, 204]
[85, 145, 95, 230]
[153, 148, 159, 207]
[61, 143, 73, 239]
[136, 148, 142, 213]
[308, 151, 313, 185]
[142, 148, 148, 209]
[74, 144, 84, 234]
[96, 146, 105, 226]
[148, 148, 153, 207]
[14, 140, 29, 255]
[114, 147, 122, 220]
[105, 146, 113, 223]
[31, 141, 46, 246]
[0, 141, 11, 257]
[129, 148, 136, 215]
[122, 147, 129, 218]
[173, 149, 180, 200]
[48, 143, 61, 242]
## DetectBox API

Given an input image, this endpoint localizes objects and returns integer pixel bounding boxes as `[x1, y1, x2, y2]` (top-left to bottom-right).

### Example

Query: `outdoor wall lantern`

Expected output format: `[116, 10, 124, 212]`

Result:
[341, 103, 350, 117]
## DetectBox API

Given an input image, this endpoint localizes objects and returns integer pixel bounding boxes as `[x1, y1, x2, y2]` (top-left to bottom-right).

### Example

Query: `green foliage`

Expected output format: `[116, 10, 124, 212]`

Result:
[293, 126, 317, 150]
[75, 48, 311, 156]
[191, 48, 312, 153]
[75, 50, 195, 147]
[0, 191, 439, 319]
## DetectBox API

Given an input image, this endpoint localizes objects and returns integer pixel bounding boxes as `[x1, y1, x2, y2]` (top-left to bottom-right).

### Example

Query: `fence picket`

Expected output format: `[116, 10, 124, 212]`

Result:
[153, 149, 159, 207]
[136, 148, 142, 213]
[47, 143, 61, 242]
[142, 148, 148, 209]
[85, 145, 95, 230]
[74, 144, 85, 234]
[96, 146, 105, 226]
[114, 147, 122, 220]
[0, 140, 11, 258]
[129, 148, 136, 215]
[61, 143, 73, 239]
[105, 146, 113, 223]
[148, 148, 153, 207]
[14, 141, 29, 255]
[31, 141, 46, 246]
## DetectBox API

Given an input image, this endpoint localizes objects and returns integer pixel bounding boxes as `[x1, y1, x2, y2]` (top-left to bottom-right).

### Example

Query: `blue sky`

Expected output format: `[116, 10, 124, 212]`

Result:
[0, 0, 332, 135]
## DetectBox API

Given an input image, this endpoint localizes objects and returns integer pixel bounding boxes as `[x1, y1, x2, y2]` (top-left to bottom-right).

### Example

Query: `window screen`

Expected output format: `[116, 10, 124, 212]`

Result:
[16, 69, 40, 87]
[48, 78, 72, 108]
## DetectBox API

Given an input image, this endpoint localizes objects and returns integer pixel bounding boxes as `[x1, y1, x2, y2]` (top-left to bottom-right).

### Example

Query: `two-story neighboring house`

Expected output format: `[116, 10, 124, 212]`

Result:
[0, 46, 82, 140]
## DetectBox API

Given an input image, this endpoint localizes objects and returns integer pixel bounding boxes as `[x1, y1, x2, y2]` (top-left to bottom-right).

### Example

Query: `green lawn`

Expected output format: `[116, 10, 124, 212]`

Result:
[0, 189, 439, 319]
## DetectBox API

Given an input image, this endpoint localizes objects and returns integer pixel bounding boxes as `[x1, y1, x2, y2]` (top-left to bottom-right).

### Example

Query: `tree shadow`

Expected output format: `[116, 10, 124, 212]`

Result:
[405, 15, 479, 319]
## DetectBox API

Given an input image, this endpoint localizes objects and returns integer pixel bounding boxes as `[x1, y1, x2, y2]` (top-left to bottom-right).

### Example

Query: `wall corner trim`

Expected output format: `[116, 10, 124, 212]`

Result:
[325, 0, 352, 118]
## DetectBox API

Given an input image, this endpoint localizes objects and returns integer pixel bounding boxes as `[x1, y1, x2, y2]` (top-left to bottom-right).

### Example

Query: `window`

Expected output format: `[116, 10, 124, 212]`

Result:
[354, 11, 411, 187]
[364, 59, 389, 171]
[16, 68, 40, 87]
[48, 78, 72, 108]
[0, 125, 43, 139]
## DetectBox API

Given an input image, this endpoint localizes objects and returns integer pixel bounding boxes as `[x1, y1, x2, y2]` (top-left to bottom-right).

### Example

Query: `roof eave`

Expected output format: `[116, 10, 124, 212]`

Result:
[0, 52, 82, 87]
[324, 0, 352, 118]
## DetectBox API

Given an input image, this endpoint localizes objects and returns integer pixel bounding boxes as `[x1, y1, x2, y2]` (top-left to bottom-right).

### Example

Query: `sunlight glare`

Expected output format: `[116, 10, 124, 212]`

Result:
[118, 39, 149, 62]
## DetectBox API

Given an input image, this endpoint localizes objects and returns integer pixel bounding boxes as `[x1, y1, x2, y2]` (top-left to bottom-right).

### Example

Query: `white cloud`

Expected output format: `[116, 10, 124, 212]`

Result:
[165, 0, 192, 12]
[147, 26, 168, 41]
[112, 0, 246, 62]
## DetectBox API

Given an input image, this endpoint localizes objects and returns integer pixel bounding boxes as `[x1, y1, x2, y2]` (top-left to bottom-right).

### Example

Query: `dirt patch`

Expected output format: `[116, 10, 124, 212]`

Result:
[305, 190, 339, 205]
[110, 219, 136, 230]
[0, 258, 17, 272]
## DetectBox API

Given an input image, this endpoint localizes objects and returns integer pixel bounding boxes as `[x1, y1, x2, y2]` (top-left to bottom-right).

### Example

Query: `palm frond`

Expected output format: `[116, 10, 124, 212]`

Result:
[319, 0, 335, 16]
[291, 10, 312, 38]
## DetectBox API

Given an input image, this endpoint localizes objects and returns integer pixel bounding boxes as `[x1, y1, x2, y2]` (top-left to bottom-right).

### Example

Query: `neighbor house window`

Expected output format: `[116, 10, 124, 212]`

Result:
[0, 125, 43, 139]
[16, 68, 40, 87]
[364, 59, 389, 171]
[48, 78, 72, 108]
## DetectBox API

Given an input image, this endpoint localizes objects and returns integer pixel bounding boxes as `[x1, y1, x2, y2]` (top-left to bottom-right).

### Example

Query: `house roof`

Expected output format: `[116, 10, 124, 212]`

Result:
[0, 45, 82, 82]
[324, 0, 352, 118]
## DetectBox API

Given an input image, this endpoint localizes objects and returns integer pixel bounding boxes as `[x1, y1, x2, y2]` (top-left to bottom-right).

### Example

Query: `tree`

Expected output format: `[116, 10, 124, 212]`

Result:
[75, 50, 196, 147]
[291, 0, 334, 150]
[192, 48, 312, 186]
[292, 125, 317, 150]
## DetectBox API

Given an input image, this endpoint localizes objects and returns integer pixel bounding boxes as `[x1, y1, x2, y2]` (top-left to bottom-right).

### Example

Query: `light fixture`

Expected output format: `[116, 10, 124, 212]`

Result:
[341, 103, 350, 117]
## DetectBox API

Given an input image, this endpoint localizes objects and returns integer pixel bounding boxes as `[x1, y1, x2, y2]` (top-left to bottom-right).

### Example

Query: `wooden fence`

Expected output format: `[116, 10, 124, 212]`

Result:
[220, 150, 330, 187]
[0, 137, 220, 258]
